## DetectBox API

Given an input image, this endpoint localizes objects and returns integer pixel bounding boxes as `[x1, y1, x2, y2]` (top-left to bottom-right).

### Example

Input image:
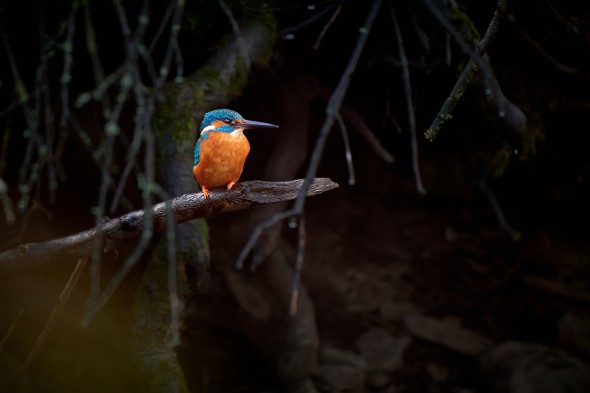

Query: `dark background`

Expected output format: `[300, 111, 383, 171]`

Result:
[1, 0, 589, 392]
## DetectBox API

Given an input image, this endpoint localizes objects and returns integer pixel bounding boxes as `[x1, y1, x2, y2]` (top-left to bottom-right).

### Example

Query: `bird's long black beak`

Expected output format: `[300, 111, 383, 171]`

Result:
[238, 119, 278, 130]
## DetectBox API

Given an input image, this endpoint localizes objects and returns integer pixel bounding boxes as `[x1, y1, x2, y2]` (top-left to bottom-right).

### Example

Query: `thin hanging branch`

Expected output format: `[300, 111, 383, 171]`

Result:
[289, 213, 306, 316]
[390, 1, 426, 195]
[4, 258, 87, 392]
[279, 3, 341, 38]
[479, 178, 520, 241]
[219, 0, 251, 66]
[336, 114, 355, 186]
[1, 25, 42, 213]
[312, 4, 342, 50]
[22, 259, 87, 368]
[294, 0, 382, 214]
[507, 12, 581, 76]
[85, 0, 185, 316]
[423, 0, 503, 112]
[425, 0, 508, 142]
[235, 0, 382, 293]
[163, 199, 181, 346]
[343, 109, 395, 164]
[0, 178, 15, 224]
[0, 308, 23, 351]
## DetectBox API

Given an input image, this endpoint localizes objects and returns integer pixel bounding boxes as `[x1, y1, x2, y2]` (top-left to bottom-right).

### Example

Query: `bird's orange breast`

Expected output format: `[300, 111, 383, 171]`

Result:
[193, 131, 250, 190]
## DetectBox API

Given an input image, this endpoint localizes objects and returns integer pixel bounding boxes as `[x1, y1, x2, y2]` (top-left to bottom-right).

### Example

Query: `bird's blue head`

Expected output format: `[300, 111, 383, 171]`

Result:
[194, 109, 278, 166]
[199, 109, 243, 134]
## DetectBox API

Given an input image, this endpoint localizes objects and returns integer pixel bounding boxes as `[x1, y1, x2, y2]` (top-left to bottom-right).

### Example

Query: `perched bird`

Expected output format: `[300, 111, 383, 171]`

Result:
[193, 109, 278, 198]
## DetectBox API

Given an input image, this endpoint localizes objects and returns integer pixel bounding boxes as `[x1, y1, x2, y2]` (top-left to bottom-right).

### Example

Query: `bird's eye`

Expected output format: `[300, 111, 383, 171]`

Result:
[224, 119, 232, 124]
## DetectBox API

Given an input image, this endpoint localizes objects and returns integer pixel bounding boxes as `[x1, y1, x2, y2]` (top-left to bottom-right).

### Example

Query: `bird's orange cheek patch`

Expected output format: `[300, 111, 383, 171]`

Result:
[211, 120, 225, 129]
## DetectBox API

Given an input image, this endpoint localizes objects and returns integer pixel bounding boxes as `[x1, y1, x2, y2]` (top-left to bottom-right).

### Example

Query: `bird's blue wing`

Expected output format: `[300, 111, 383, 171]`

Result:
[194, 132, 211, 166]
[194, 139, 201, 167]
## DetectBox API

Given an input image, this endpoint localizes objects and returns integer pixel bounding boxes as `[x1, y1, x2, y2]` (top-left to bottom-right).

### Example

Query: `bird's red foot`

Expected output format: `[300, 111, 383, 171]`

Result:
[202, 186, 210, 198]
[226, 182, 236, 190]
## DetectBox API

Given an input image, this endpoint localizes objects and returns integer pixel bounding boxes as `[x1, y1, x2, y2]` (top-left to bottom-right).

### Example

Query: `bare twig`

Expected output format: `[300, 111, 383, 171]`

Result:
[10, 257, 88, 390]
[279, 3, 341, 38]
[524, 275, 590, 304]
[163, 199, 181, 346]
[88, 0, 185, 318]
[342, 108, 394, 163]
[0, 179, 338, 280]
[240, 209, 295, 271]
[507, 13, 581, 75]
[423, 0, 502, 112]
[219, 0, 250, 66]
[425, 0, 508, 141]
[26, 2, 68, 203]
[0, 308, 23, 351]
[148, 2, 174, 55]
[294, 0, 381, 212]
[0, 177, 15, 224]
[479, 178, 520, 241]
[312, 4, 342, 50]
[13, 199, 52, 244]
[384, 94, 404, 135]
[89, 0, 149, 308]
[95, 0, 185, 317]
[404, 313, 494, 357]
[289, 214, 306, 316]
[391, 2, 426, 195]
[336, 114, 355, 186]
[235, 0, 382, 269]
[55, 0, 80, 183]
[1, 25, 44, 213]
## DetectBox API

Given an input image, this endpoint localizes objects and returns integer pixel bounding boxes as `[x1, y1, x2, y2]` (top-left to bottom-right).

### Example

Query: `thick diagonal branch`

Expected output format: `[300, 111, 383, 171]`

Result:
[0, 178, 338, 279]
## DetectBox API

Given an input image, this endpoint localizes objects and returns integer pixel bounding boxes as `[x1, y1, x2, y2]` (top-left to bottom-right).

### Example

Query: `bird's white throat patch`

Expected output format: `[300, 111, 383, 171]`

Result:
[199, 125, 243, 137]
[200, 125, 214, 135]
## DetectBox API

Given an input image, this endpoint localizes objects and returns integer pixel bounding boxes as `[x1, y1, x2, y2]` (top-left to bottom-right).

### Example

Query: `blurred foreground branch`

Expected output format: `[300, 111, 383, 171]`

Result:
[0, 178, 338, 279]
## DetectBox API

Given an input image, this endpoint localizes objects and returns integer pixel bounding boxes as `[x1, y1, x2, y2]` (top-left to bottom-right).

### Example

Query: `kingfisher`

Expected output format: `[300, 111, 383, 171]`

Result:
[193, 109, 278, 198]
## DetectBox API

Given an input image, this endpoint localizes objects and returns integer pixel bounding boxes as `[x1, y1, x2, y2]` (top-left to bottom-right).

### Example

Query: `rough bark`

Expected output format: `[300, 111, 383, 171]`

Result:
[0, 178, 338, 279]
